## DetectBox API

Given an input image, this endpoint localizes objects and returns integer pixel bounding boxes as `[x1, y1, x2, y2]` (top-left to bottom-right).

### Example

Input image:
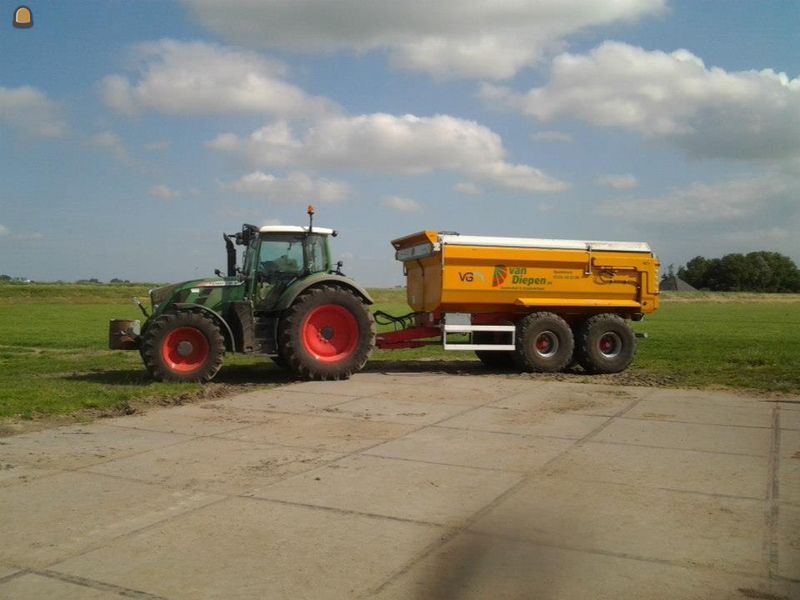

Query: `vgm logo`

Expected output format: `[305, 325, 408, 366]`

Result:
[458, 271, 486, 283]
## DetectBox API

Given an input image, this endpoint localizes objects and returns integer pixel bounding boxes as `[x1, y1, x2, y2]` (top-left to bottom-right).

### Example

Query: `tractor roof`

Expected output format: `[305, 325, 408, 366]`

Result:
[259, 225, 335, 235]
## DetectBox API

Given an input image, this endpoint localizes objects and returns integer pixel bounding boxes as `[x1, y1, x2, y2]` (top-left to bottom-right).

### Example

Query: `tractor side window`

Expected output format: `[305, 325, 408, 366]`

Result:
[258, 236, 303, 281]
[306, 235, 328, 273]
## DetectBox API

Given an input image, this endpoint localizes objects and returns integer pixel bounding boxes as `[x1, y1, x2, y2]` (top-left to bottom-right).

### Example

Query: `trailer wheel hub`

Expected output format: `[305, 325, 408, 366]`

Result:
[533, 331, 559, 358]
[177, 341, 194, 357]
[598, 332, 622, 358]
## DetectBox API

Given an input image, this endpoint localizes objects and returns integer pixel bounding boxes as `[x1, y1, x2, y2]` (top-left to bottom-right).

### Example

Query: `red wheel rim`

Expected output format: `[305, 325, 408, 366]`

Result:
[302, 304, 358, 364]
[161, 327, 210, 373]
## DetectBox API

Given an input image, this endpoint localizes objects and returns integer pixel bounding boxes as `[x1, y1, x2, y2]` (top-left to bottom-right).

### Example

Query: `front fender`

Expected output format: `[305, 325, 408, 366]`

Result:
[276, 274, 374, 311]
[172, 303, 237, 352]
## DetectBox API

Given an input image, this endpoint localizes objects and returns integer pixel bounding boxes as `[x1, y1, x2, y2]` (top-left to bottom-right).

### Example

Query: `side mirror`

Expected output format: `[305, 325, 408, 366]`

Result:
[335, 260, 344, 275]
[214, 269, 223, 277]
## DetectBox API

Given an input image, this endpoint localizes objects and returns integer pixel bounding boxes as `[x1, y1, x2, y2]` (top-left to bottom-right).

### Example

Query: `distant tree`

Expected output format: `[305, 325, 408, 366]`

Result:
[109, 278, 130, 284]
[0, 274, 11, 282]
[677, 252, 800, 292]
[678, 256, 712, 289]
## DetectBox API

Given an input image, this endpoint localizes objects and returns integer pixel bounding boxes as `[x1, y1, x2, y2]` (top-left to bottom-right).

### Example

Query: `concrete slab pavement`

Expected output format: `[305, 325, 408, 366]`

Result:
[0, 372, 797, 599]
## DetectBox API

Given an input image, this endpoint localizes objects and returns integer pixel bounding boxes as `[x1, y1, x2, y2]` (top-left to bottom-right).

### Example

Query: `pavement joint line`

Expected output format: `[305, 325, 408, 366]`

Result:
[238, 494, 448, 529]
[765, 407, 781, 579]
[352, 451, 526, 474]
[430, 423, 600, 441]
[430, 423, 581, 441]
[0, 431, 208, 484]
[33, 569, 167, 599]
[0, 568, 27, 585]
[464, 529, 774, 581]
[38, 495, 232, 574]
[586, 438, 768, 458]
[364, 389, 652, 598]
[617, 415, 774, 430]
[430, 423, 588, 442]
[535, 474, 767, 502]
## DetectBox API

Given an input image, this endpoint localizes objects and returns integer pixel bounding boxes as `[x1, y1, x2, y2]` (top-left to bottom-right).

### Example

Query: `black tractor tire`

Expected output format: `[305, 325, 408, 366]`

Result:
[575, 313, 636, 374]
[474, 332, 516, 369]
[270, 354, 287, 369]
[514, 312, 574, 373]
[280, 285, 376, 381]
[140, 312, 225, 382]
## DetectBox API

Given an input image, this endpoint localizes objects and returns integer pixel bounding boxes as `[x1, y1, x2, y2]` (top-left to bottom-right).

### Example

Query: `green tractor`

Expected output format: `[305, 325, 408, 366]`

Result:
[110, 207, 376, 382]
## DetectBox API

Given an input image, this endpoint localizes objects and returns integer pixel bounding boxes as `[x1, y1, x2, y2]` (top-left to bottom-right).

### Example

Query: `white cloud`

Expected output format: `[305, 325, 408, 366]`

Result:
[90, 130, 131, 163]
[382, 195, 421, 212]
[485, 42, 800, 161]
[0, 224, 43, 240]
[595, 174, 639, 190]
[150, 184, 181, 201]
[0, 85, 66, 138]
[454, 182, 482, 195]
[227, 171, 350, 204]
[597, 175, 789, 224]
[530, 130, 573, 143]
[209, 114, 567, 194]
[183, 0, 664, 80]
[101, 39, 335, 117]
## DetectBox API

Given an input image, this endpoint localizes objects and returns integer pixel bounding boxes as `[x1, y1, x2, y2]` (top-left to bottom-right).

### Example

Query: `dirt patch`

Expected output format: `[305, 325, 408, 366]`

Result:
[0, 382, 269, 438]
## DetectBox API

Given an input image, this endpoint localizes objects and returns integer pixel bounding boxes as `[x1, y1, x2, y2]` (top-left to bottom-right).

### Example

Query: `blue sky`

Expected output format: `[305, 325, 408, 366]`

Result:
[1, 0, 798, 285]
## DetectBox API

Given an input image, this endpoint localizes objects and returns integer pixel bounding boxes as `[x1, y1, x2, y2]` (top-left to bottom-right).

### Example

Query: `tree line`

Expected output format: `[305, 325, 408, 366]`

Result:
[675, 251, 800, 292]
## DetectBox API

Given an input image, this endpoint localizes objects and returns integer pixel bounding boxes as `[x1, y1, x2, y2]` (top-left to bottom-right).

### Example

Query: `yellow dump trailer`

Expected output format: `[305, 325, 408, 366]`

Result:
[379, 230, 660, 374]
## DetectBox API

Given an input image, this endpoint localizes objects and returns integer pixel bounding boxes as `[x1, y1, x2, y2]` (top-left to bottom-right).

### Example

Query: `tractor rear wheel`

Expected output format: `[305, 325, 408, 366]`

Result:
[514, 312, 574, 373]
[141, 312, 225, 382]
[280, 285, 375, 381]
[474, 332, 516, 369]
[575, 314, 636, 374]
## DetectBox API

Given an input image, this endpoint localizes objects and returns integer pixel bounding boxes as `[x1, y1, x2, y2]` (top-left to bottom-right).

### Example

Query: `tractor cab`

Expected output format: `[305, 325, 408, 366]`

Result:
[231, 223, 338, 312]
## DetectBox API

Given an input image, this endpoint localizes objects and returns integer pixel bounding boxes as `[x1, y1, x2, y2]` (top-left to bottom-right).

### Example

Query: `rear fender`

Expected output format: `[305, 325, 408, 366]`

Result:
[276, 274, 374, 311]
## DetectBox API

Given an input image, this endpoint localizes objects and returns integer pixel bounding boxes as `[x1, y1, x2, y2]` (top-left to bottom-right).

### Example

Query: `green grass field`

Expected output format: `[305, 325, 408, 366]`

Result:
[1, 283, 798, 426]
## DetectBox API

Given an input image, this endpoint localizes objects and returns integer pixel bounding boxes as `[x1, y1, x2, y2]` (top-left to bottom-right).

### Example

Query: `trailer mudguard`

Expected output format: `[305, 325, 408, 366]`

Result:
[275, 274, 374, 311]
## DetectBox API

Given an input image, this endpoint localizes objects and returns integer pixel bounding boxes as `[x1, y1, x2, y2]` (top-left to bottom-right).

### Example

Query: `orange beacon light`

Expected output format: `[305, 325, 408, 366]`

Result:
[13, 6, 33, 29]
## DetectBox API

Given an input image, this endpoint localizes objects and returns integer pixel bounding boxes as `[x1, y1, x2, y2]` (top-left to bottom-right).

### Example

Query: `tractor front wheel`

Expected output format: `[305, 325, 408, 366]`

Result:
[280, 285, 375, 380]
[141, 312, 225, 382]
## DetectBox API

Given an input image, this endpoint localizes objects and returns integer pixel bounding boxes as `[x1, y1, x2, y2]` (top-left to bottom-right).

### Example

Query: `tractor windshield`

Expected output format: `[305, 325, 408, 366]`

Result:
[257, 233, 328, 282]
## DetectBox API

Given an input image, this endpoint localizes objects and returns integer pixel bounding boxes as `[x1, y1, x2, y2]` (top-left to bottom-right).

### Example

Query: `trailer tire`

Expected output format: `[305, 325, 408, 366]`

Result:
[280, 285, 375, 381]
[474, 332, 516, 369]
[575, 313, 636, 374]
[514, 312, 574, 373]
[141, 312, 225, 382]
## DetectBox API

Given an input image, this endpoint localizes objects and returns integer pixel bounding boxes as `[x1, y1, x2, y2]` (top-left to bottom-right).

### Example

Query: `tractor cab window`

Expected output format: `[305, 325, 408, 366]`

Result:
[305, 234, 328, 273]
[258, 235, 304, 281]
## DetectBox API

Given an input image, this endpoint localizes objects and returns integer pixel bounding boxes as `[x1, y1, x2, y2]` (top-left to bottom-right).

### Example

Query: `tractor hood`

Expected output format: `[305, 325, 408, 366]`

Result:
[149, 278, 244, 313]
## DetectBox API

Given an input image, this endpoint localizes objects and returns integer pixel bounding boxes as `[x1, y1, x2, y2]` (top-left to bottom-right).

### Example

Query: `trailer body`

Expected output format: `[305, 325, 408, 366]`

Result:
[380, 230, 660, 374]
[391, 231, 659, 318]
